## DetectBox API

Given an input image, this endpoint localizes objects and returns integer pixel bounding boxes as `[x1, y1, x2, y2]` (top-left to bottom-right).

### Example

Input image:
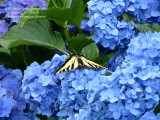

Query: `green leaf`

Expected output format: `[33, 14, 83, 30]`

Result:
[0, 53, 19, 68]
[122, 13, 137, 23]
[105, 72, 112, 76]
[29, 46, 56, 64]
[153, 23, 160, 32]
[0, 20, 68, 55]
[47, 0, 55, 9]
[19, 7, 72, 27]
[46, 0, 50, 4]
[154, 101, 160, 114]
[68, 36, 94, 54]
[135, 23, 155, 33]
[81, 43, 99, 60]
[68, 0, 85, 27]
[0, 47, 10, 55]
[10, 46, 32, 69]
[47, 116, 52, 120]
[0, 47, 18, 69]
[0, 0, 4, 4]
[62, 0, 67, 8]
[94, 52, 115, 65]
[65, 0, 72, 8]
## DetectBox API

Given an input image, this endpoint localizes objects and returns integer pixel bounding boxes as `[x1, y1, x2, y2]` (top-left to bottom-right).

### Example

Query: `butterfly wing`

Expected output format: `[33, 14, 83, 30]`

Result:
[52, 55, 79, 74]
[80, 56, 109, 69]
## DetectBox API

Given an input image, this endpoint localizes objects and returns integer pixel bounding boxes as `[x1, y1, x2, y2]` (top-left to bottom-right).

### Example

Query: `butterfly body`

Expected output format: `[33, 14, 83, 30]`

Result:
[52, 53, 109, 74]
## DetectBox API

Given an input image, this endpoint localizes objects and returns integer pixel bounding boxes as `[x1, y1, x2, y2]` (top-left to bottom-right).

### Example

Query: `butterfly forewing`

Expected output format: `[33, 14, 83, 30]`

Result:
[81, 56, 109, 69]
[52, 56, 79, 74]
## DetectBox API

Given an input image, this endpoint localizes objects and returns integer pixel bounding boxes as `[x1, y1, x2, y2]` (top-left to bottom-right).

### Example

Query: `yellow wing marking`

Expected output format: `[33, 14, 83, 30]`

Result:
[52, 56, 79, 74]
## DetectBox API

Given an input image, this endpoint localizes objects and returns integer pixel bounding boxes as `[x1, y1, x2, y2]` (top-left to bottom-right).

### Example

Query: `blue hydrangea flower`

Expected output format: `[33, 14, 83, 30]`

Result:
[125, 0, 160, 22]
[7, 108, 40, 120]
[0, 65, 11, 79]
[13, 0, 47, 9]
[91, 32, 160, 119]
[0, 20, 9, 38]
[0, 85, 15, 117]
[80, 20, 93, 36]
[140, 111, 160, 120]
[21, 55, 64, 116]
[87, 0, 160, 54]
[0, 65, 38, 119]
[57, 69, 109, 118]
[87, 0, 135, 51]
[107, 48, 126, 71]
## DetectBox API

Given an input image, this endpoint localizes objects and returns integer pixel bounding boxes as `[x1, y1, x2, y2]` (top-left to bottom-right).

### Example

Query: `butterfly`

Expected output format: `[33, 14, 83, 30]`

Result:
[52, 53, 109, 74]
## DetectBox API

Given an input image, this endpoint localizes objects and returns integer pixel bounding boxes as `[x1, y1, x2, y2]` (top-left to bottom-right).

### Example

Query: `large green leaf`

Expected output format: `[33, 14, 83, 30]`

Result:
[81, 43, 99, 60]
[29, 46, 56, 64]
[19, 7, 72, 27]
[135, 23, 155, 33]
[94, 52, 115, 65]
[68, 36, 94, 54]
[10, 46, 36, 69]
[0, 20, 68, 55]
[0, 47, 10, 55]
[68, 0, 85, 27]
[81, 43, 114, 66]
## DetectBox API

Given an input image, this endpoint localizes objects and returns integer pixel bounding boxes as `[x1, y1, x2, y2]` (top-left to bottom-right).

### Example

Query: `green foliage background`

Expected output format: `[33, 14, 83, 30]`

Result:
[0, 0, 114, 71]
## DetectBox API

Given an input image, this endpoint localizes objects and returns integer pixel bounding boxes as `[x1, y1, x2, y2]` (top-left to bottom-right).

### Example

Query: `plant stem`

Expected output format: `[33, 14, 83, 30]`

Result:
[21, 46, 28, 67]
[52, 0, 58, 8]
[63, 22, 70, 42]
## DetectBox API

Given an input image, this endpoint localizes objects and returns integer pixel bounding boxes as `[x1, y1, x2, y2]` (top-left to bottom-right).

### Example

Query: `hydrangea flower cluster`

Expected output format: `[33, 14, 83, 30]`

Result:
[87, 0, 135, 51]
[125, 0, 160, 23]
[107, 48, 126, 71]
[57, 32, 160, 120]
[0, 0, 47, 38]
[0, 65, 38, 120]
[88, 32, 160, 119]
[87, 0, 160, 52]
[140, 111, 160, 120]
[57, 68, 108, 118]
[21, 55, 65, 116]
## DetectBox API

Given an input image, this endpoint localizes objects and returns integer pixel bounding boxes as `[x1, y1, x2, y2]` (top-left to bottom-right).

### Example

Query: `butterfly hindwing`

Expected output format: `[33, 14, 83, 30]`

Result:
[53, 54, 79, 74]
[80, 56, 109, 69]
